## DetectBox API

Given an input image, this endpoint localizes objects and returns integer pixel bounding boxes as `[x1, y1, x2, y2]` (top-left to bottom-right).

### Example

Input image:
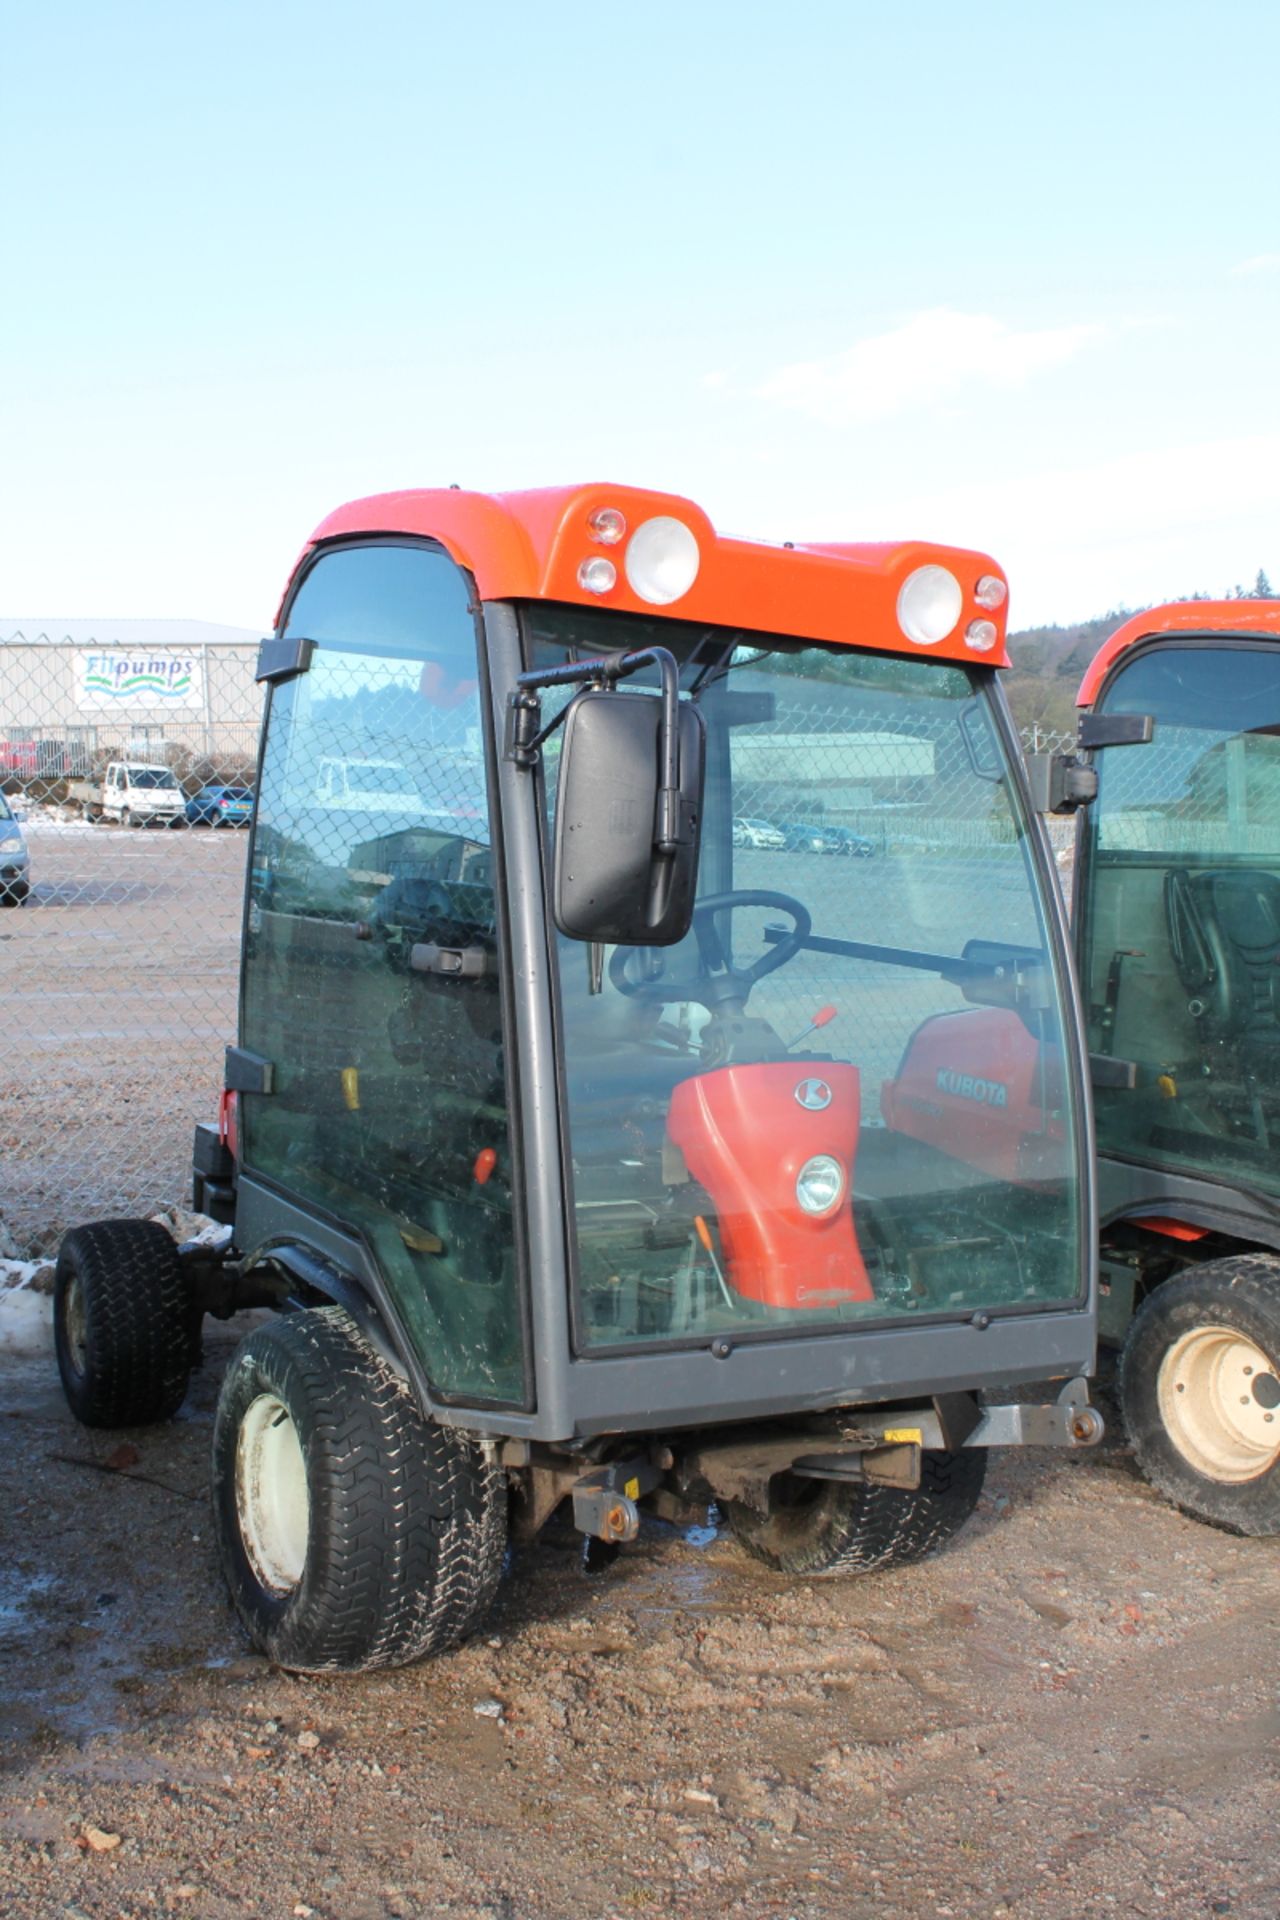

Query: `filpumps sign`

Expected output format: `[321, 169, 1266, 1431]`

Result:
[75, 651, 206, 712]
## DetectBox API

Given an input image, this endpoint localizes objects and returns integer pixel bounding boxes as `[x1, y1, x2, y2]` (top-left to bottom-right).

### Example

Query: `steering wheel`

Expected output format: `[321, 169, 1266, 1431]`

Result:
[608, 889, 812, 1006]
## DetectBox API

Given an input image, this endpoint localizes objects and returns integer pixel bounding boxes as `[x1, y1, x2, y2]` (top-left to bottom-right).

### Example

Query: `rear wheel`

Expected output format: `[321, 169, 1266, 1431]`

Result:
[54, 1220, 193, 1427]
[724, 1448, 986, 1577]
[212, 1308, 507, 1672]
[1120, 1255, 1280, 1535]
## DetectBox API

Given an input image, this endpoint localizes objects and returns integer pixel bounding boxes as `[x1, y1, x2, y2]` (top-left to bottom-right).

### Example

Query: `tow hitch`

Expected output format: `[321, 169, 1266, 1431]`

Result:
[678, 1380, 1103, 1514]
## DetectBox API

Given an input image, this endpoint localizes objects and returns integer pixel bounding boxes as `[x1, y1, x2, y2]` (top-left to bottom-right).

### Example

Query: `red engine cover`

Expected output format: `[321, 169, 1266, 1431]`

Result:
[881, 1008, 1065, 1184]
[666, 1061, 872, 1310]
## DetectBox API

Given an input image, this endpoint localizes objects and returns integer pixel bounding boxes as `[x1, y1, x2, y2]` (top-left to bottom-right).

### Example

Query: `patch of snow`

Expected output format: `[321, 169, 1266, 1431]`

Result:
[0, 1283, 53, 1354]
[21, 807, 109, 840]
[1, 1258, 44, 1291]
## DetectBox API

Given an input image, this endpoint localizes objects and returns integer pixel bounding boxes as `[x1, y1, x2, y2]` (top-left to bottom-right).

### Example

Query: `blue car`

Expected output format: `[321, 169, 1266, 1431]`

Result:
[0, 790, 30, 903]
[822, 824, 875, 858]
[185, 783, 255, 827]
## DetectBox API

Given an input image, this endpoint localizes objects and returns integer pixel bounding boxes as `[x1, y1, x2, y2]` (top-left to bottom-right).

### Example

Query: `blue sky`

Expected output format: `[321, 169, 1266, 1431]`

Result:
[4, 0, 1279, 628]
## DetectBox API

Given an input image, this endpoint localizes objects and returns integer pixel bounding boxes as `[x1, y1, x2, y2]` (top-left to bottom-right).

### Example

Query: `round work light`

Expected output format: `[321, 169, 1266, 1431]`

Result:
[588, 507, 627, 546]
[974, 573, 1007, 610]
[965, 619, 999, 653]
[624, 516, 701, 605]
[795, 1154, 845, 1217]
[578, 556, 617, 595]
[897, 565, 963, 646]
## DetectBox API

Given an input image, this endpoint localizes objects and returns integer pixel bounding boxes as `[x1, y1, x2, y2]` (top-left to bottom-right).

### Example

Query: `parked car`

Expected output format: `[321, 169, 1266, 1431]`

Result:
[775, 814, 844, 852]
[774, 819, 876, 857]
[822, 824, 875, 858]
[732, 815, 787, 850]
[0, 792, 30, 904]
[186, 783, 255, 827]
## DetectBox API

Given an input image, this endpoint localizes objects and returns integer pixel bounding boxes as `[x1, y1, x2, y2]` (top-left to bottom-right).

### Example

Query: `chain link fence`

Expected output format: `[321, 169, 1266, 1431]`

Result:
[0, 638, 260, 1256]
[0, 632, 1077, 1260]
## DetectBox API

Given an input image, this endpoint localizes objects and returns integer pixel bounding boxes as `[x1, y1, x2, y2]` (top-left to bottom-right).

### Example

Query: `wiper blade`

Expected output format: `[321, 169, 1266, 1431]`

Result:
[688, 644, 771, 699]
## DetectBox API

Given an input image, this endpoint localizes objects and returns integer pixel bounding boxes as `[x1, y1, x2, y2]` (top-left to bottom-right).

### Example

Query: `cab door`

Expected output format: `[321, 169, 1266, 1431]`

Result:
[1078, 639, 1280, 1198]
[238, 540, 529, 1410]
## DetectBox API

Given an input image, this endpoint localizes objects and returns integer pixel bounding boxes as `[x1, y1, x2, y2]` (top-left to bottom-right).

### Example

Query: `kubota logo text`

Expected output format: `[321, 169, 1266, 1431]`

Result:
[936, 1069, 1008, 1108]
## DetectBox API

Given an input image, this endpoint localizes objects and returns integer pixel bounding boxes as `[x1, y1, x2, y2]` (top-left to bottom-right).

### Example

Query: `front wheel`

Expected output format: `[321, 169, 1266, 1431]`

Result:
[54, 1219, 193, 1426]
[1120, 1255, 1280, 1535]
[212, 1309, 507, 1672]
[724, 1448, 986, 1577]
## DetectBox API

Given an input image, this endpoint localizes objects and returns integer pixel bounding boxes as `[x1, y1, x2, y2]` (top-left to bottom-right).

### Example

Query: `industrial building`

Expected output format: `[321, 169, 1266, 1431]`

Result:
[0, 619, 263, 778]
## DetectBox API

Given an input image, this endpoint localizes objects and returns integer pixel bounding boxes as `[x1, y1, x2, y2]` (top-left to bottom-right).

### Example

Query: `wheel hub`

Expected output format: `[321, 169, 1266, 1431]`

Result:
[63, 1274, 88, 1378]
[1157, 1325, 1280, 1483]
[235, 1393, 310, 1593]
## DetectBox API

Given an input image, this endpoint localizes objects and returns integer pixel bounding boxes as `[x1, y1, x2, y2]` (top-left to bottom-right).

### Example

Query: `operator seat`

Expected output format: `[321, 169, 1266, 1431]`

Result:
[1164, 867, 1280, 1121]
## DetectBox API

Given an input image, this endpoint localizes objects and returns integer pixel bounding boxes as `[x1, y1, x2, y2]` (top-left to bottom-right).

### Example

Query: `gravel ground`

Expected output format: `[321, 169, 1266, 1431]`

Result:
[2, 1334, 1278, 1920]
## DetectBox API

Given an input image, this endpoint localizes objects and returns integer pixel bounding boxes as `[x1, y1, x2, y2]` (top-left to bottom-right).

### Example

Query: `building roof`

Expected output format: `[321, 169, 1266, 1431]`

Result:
[0, 619, 261, 649]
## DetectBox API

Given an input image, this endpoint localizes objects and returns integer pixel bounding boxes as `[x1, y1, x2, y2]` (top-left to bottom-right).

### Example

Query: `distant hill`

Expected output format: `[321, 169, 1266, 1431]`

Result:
[1004, 570, 1275, 740]
[1004, 611, 1131, 739]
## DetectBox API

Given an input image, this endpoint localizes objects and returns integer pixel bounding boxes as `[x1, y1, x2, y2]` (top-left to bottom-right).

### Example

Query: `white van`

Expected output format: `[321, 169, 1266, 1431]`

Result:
[69, 762, 186, 826]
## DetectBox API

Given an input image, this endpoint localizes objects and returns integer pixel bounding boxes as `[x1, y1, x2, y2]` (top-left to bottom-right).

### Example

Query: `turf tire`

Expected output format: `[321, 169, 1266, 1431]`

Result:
[54, 1219, 192, 1427]
[1119, 1255, 1280, 1536]
[212, 1308, 507, 1672]
[724, 1447, 987, 1577]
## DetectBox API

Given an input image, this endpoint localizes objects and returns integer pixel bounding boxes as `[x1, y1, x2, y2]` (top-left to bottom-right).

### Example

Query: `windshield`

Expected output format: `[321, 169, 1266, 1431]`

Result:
[129, 768, 179, 789]
[1079, 640, 1280, 1197]
[530, 608, 1083, 1353]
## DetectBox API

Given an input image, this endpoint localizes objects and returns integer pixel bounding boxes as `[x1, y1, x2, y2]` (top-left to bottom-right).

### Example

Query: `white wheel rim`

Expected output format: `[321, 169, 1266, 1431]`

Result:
[1157, 1325, 1280, 1483]
[235, 1393, 310, 1593]
[64, 1274, 88, 1377]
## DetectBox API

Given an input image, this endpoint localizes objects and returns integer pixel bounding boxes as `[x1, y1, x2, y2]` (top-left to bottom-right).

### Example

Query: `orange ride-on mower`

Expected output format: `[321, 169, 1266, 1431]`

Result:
[55, 485, 1101, 1670]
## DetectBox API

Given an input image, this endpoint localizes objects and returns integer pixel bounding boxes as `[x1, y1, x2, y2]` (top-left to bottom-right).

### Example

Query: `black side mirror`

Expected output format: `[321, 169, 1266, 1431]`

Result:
[554, 688, 705, 946]
[1028, 712, 1155, 815]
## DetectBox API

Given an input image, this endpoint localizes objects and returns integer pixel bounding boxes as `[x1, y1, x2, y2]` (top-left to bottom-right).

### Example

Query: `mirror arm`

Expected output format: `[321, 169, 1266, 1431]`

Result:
[507, 648, 686, 854]
[506, 689, 565, 768]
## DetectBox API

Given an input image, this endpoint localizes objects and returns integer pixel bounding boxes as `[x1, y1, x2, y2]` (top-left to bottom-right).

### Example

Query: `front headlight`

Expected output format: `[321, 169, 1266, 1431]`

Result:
[624, 515, 701, 605]
[795, 1154, 845, 1216]
[897, 565, 963, 646]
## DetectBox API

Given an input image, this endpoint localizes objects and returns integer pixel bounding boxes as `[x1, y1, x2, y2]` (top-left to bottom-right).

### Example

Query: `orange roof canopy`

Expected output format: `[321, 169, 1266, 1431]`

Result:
[1078, 599, 1280, 705]
[289, 482, 1011, 669]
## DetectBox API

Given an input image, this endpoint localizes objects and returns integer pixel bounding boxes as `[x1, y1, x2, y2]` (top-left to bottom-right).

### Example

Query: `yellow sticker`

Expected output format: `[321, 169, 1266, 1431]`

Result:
[624, 1476, 640, 1500]
[881, 1428, 922, 1445]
